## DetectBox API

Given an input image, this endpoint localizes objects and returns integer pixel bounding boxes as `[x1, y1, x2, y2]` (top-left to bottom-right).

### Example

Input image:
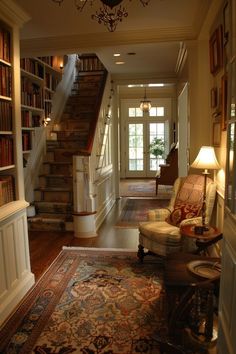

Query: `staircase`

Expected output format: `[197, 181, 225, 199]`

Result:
[28, 55, 107, 232]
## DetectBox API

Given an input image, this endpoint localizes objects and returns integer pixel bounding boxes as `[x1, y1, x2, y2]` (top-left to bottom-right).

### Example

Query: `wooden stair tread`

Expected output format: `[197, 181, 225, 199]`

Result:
[35, 187, 72, 192]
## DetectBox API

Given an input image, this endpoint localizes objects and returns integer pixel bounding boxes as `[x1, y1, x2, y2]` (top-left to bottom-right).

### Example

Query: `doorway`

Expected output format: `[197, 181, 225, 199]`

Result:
[120, 98, 172, 178]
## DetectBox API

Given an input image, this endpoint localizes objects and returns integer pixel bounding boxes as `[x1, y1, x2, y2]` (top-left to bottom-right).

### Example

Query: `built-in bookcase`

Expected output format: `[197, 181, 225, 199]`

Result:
[0, 0, 34, 327]
[0, 21, 15, 206]
[20, 55, 63, 164]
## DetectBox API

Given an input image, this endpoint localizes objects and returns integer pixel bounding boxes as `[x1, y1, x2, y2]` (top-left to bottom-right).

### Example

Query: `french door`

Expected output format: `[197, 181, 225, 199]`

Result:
[121, 98, 171, 178]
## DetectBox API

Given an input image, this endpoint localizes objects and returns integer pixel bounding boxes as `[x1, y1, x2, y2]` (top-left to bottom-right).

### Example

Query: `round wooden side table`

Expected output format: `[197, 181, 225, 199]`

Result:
[180, 224, 223, 254]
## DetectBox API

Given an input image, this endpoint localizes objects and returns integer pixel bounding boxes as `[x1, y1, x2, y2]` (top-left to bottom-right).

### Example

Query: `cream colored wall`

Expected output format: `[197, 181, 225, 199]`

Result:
[178, 0, 226, 234]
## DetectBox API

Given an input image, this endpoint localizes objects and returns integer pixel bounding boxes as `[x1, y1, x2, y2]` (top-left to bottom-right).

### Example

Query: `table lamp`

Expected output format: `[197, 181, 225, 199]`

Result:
[191, 146, 220, 232]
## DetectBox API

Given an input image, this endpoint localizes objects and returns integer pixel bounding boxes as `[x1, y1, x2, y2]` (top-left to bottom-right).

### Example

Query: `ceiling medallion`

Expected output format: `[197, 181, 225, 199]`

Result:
[52, 0, 151, 32]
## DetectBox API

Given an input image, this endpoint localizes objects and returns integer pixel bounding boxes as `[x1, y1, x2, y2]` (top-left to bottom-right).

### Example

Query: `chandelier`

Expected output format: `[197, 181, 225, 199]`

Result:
[140, 88, 151, 112]
[51, 0, 151, 32]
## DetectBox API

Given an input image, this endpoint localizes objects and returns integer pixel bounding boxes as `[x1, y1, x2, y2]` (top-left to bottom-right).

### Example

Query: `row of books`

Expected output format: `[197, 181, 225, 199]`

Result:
[0, 136, 13, 167]
[21, 110, 41, 128]
[0, 175, 14, 207]
[22, 132, 31, 151]
[44, 101, 52, 118]
[0, 65, 11, 97]
[0, 100, 12, 130]
[21, 78, 43, 108]
[0, 27, 10, 63]
[37, 56, 56, 67]
[45, 72, 60, 91]
[20, 58, 44, 79]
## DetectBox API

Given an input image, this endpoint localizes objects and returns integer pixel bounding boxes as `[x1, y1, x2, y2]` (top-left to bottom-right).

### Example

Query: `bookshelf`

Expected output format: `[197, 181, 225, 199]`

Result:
[0, 0, 34, 327]
[20, 56, 62, 164]
[0, 22, 15, 206]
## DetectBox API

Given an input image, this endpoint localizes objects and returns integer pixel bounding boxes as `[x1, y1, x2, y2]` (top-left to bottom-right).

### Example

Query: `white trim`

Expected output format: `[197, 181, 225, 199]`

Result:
[63, 246, 137, 252]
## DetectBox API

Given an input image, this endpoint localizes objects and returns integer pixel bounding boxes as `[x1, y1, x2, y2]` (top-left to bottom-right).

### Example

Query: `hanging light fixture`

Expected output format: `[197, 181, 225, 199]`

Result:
[51, 0, 151, 32]
[140, 87, 151, 113]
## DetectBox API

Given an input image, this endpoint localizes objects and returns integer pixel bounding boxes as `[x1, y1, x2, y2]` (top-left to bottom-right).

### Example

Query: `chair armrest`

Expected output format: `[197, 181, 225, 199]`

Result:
[148, 208, 172, 221]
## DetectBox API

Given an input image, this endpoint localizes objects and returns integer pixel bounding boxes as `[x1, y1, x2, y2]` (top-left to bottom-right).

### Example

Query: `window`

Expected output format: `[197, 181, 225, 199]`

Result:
[128, 107, 143, 117]
[149, 106, 165, 117]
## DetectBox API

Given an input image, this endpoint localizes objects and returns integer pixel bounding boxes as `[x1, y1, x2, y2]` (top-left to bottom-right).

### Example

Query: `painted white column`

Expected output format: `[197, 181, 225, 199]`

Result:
[73, 155, 97, 238]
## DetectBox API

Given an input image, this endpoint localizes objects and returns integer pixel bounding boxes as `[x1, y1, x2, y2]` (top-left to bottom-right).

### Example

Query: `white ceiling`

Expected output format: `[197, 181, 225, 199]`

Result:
[14, 0, 212, 78]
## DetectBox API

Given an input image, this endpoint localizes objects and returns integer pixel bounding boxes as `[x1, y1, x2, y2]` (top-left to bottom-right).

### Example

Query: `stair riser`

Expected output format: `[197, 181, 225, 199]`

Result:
[54, 150, 77, 162]
[34, 190, 72, 203]
[28, 220, 73, 232]
[34, 202, 72, 214]
[39, 176, 73, 189]
[57, 122, 90, 131]
[47, 141, 86, 150]
[42, 163, 72, 175]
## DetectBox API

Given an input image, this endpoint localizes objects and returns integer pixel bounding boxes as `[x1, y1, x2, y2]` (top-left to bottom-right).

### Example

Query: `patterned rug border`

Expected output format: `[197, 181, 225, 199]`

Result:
[0, 248, 166, 354]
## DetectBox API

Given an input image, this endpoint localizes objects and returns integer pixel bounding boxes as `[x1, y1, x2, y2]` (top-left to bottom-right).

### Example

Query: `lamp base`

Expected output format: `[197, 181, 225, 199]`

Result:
[194, 225, 209, 235]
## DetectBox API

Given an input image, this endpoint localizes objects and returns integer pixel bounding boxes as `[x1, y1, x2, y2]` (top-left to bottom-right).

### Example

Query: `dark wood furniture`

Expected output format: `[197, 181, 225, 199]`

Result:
[180, 224, 223, 254]
[164, 253, 221, 349]
[156, 146, 178, 194]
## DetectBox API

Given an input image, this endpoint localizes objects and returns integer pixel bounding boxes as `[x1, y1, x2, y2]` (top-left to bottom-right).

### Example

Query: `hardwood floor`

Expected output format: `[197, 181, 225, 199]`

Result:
[29, 197, 139, 280]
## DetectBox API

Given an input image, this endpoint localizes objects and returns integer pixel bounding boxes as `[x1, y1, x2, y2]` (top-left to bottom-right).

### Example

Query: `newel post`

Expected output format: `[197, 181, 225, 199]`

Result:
[72, 155, 97, 238]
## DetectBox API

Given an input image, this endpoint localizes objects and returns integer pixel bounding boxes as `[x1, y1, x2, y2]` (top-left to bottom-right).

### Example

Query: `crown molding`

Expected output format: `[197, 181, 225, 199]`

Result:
[20, 26, 197, 57]
[0, 0, 31, 27]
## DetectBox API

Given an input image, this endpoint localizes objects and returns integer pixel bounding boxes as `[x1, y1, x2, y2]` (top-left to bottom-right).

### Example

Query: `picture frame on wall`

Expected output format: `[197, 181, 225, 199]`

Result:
[209, 26, 223, 75]
[213, 121, 221, 147]
[223, 2, 229, 45]
[211, 87, 218, 108]
[221, 74, 227, 130]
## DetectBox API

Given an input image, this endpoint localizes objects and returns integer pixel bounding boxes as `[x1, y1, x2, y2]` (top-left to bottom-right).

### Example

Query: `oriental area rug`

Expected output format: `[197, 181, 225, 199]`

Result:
[120, 179, 173, 199]
[0, 248, 167, 354]
[116, 198, 169, 228]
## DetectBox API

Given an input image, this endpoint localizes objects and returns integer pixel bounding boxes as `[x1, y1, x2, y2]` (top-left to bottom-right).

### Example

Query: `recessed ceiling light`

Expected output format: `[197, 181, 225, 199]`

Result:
[115, 61, 125, 65]
[113, 53, 121, 57]
[148, 83, 164, 87]
[127, 52, 136, 56]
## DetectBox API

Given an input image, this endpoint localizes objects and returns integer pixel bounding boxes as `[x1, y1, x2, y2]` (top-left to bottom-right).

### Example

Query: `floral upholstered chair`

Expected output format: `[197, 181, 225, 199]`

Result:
[137, 174, 217, 261]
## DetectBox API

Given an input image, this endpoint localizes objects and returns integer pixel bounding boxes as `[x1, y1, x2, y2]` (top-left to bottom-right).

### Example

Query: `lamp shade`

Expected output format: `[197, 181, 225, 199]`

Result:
[191, 146, 220, 170]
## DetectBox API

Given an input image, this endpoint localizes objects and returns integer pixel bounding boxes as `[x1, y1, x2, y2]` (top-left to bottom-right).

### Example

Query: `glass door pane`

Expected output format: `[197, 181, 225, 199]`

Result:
[128, 123, 144, 173]
[149, 122, 165, 172]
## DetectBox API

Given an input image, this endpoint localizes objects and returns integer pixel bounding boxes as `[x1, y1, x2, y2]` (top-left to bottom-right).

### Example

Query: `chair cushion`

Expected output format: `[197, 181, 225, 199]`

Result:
[166, 201, 202, 226]
[139, 221, 181, 244]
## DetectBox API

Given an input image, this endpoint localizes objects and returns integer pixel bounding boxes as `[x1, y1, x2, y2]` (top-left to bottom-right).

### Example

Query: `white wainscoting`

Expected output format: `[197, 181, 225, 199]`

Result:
[0, 201, 35, 326]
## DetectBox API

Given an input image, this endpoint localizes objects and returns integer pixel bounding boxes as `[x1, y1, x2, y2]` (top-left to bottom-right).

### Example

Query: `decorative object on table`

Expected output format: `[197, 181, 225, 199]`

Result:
[0, 248, 166, 354]
[191, 146, 220, 233]
[51, 0, 151, 32]
[140, 87, 152, 112]
[187, 260, 221, 279]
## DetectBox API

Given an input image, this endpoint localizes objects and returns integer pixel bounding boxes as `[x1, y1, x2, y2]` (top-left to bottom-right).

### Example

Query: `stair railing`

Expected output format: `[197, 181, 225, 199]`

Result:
[72, 72, 114, 237]
[24, 54, 77, 203]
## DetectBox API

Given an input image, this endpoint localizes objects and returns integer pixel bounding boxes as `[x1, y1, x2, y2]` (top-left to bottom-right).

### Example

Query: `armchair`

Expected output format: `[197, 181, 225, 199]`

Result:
[138, 174, 217, 261]
[156, 144, 178, 194]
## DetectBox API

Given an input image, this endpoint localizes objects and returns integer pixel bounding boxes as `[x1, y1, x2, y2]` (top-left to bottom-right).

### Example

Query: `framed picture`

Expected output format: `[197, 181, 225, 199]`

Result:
[223, 2, 229, 45]
[211, 87, 218, 108]
[209, 26, 223, 75]
[221, 74, 227, 130]
[212, 121, 221, 147]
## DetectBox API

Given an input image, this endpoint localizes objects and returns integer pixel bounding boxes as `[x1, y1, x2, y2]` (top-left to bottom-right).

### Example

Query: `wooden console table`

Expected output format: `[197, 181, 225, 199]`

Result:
[164, 253, 221, 346]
